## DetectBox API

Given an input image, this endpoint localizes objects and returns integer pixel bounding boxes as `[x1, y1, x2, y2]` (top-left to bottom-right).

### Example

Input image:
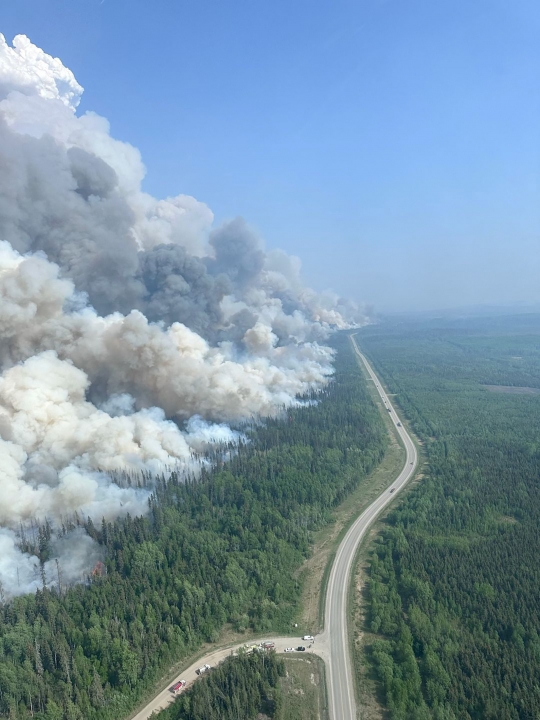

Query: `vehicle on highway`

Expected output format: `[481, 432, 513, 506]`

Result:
[302, 635, 314, 641]
[196, 664, 211, 675]
[397, 422, 401, 426]
[132, 343, 418, 720]
[389, 488, 395, 493]
[170, 680, 186, 695]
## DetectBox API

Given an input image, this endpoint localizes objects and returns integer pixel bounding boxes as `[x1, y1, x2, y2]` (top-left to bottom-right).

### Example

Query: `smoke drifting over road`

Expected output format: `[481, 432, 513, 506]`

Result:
[0, 34, 367, 598]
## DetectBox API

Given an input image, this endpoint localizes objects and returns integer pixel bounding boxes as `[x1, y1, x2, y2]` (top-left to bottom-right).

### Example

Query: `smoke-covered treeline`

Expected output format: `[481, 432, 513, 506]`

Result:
[0, 34, 368, 595]
[0, 334, 386, 720]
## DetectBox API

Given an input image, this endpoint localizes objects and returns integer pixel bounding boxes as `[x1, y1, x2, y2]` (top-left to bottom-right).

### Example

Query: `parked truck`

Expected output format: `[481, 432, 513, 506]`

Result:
[170, 680, 186, 695]
[196, 664, 211, 675]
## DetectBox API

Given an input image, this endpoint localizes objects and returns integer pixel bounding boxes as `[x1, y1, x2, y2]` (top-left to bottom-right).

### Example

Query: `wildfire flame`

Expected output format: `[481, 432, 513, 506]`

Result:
[91, 561, 106, 577]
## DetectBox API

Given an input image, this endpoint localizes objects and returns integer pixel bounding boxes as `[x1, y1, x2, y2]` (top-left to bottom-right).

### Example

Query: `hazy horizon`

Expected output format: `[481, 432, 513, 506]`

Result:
[1, 0, 539, 313]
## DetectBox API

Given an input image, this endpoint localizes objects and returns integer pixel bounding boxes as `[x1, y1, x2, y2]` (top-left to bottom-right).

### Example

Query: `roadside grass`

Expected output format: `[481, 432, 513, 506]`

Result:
[347, 338, 427, 719]
[299, 440, 404, 632]
[128, 335, 405, 720]
[281, 655, 328, 720]
[352, 524, 389, 720]
[348, 471, 424, 720]
[299, 337, 406, 634]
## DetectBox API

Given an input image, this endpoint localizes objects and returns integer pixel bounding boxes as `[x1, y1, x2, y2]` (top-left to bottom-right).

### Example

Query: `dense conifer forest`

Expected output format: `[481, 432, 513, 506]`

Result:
[360, 315, 540, 720]
[157, 652, 285, 720]
[0, 333, 386, 720]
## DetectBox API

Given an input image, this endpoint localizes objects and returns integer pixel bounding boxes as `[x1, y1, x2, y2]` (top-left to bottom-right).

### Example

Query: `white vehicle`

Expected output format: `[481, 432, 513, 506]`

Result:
[196, 664, 211, 675]
[302, 635, 314, 641]
[284, 647, 294, 652]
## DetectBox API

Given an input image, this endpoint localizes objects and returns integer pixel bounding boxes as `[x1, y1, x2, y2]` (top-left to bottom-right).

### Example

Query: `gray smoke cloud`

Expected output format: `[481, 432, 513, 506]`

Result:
[0, 34, 369, 599]
[0, 528, 104, 599]
[138, 243, 231, 335]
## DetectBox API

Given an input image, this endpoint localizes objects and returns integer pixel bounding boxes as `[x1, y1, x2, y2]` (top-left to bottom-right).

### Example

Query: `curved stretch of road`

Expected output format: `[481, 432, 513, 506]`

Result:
[131, 637, 313, 720]
[320, 335, 418, 720]
[131, 335, 417, 720]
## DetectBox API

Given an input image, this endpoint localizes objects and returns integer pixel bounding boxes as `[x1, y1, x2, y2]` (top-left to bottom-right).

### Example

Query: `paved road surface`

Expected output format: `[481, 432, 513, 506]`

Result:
[131, 637, 326, 719]
[320, 336, 418, 720]
[130, 335, 417, 720]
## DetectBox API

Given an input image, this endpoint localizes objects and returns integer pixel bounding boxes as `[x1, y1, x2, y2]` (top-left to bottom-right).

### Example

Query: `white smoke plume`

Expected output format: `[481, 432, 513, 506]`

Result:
[0, 34, 368, 599]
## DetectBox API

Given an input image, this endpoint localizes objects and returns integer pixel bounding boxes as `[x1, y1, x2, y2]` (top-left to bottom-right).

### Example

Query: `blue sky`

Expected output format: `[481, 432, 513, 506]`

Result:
[2, 0, 539, 312]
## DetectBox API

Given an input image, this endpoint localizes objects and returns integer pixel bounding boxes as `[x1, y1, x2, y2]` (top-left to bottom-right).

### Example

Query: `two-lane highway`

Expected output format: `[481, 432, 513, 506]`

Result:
[320, 335, 418, 720]
[130, 334, 417, 720]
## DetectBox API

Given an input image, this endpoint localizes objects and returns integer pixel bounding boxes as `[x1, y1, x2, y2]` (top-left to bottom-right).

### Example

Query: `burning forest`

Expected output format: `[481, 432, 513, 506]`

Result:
[0, 34, 367, 599]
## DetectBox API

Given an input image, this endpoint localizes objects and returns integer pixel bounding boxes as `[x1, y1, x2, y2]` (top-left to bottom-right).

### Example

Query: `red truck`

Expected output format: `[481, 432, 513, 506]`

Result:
[170, 680, 186, 695]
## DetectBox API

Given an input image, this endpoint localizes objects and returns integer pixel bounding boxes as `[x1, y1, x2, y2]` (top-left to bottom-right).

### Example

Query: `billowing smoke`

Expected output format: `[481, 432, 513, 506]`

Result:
[0, 34, 368, 599]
